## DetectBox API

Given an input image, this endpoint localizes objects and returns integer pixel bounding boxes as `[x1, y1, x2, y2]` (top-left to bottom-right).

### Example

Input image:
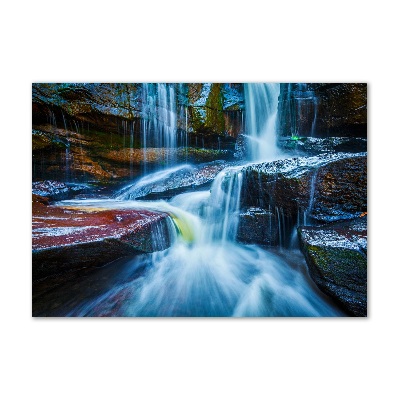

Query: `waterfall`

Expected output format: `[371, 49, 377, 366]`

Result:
[141, 83, 178, 167]
[280, 83, 319, 137]
[61, 180, 342, 316]
[311, 97, 318, 137]
[60, 159, 343, 317]
[305, 171, 317, 225]
[42, 83, 345, 317]
[205, 167, 243, 243]
[129, 121, 135, 178]
[244, 83, 281, 161]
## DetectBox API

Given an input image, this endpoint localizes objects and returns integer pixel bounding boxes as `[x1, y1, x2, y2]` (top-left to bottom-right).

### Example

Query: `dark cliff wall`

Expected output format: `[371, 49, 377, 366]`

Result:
[278, 83, 367, 138]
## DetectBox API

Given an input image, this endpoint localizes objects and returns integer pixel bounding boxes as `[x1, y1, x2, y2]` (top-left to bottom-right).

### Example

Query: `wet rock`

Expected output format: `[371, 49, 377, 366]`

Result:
[100, 147, 233, 166]
[237, 208, 278, 245]
[234, 134, 248, 160]
[32, 204, 173, 283]
[279, 137, 367, 155]
[32, 180, 90, 201]
[186, 83, 244, 134]
[32, 83, 141, 127]
[32, 124, 235, 183]
[32, 126, 130, 182]
[32, 180, 69, 200]
[278, 83, 367, 138]
[32, 193, 49, 205]
[32, 129, 54, 151]
[298, 217, 367, 316]
[240, 152, 367, 223]
[311, 155, 367, 222]
[32, 83, 243, 183]
[116, 160, 235, 200]
[33, 83, 244, 139]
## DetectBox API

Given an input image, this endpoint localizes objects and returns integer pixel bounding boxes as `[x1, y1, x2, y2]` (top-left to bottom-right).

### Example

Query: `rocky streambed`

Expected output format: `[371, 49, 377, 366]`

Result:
[32, 150, 367, 317]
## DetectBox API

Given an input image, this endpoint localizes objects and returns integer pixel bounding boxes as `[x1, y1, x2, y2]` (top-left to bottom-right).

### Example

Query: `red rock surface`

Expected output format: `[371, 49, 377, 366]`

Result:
[32, 199, 174, 287]
[32, 200, 168, 251]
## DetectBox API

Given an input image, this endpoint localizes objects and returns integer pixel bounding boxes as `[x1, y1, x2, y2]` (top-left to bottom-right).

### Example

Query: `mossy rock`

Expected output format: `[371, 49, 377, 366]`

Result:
[204, 83, 225, 134]
[298, 217, 367, 316]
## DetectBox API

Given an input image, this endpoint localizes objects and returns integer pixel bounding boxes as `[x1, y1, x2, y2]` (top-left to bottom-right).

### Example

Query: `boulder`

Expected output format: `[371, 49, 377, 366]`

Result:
[311, 155, 367, 222]
[115, 160, 235, 200]
[240, 152, 367, 223]
[298, 216, 367, 316]
[237, 208, 278, 245]
[32, 203, 174, 283]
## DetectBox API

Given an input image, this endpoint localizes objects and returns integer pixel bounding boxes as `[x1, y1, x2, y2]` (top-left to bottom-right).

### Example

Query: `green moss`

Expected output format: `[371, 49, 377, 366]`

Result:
[89, 128, 141, 152]
[306, 244, 367, 290]
[190, 107, 205, 132]
[205, 83, 225, 134]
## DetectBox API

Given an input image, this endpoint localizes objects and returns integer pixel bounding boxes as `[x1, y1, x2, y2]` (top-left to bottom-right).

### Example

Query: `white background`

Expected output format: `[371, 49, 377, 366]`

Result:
[1, 1, 399, 399]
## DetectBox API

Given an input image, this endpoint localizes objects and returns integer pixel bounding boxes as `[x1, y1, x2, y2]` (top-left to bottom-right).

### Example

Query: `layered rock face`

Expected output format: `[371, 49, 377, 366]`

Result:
[32, 83, 367, 182]
[278, 83, 367, 138]
[32, 83, 244, 183]
[33, 83, 244, 137]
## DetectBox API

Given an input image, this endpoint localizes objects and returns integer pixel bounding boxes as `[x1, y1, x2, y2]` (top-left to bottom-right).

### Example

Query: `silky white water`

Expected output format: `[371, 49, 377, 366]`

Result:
[141, 83, 178, 167]
[114, 164, 194, 200]
[57, 83, 342, 317]
[61, 172, 342, 317]
[244, 83, 282, 161]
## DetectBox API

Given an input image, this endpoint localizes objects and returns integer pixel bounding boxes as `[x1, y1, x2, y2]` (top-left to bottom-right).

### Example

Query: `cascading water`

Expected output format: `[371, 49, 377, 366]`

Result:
[244, 83, 281, 161]
[61, 157, 342, 316]
[305, 171, 317, 225]
[46, 83, 343, 317]
[204, 166, 244, 243]
[61, 177, 342, 316]
[114, 164, 195, 200]
[141, 83, 178, 168]
[311, 97, 318, 137]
